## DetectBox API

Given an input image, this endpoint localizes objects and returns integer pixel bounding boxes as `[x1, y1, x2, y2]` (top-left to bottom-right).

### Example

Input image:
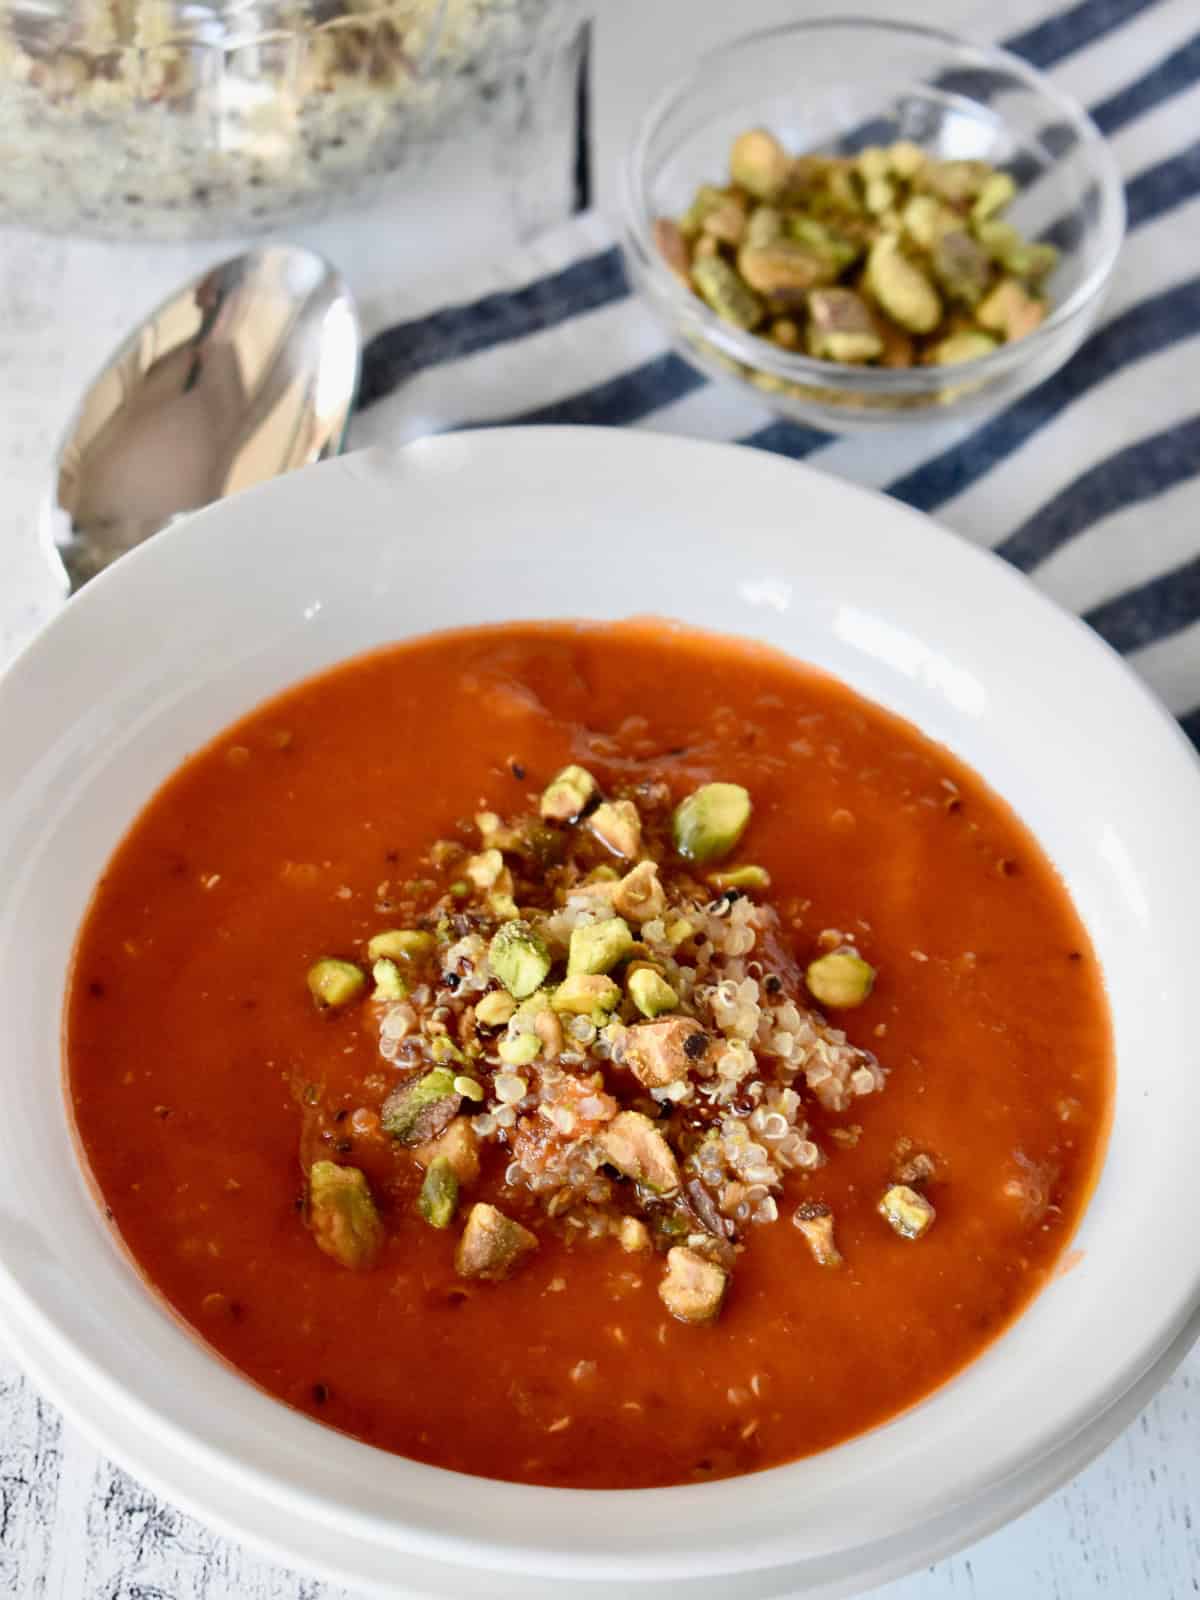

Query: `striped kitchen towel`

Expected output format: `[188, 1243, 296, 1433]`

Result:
[349, 0, 1200, 748]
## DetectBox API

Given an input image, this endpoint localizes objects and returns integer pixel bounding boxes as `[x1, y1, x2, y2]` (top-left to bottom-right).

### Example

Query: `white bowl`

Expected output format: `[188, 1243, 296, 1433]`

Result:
[1, 428, 1198, 1595]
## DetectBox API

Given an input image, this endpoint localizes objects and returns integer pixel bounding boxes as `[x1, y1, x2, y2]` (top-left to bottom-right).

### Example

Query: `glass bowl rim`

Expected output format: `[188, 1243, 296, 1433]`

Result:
[620, 13, 1127, 395]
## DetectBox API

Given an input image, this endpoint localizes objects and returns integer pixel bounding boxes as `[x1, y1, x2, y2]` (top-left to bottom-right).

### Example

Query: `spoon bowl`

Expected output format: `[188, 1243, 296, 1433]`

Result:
[44, 246, 360, 592]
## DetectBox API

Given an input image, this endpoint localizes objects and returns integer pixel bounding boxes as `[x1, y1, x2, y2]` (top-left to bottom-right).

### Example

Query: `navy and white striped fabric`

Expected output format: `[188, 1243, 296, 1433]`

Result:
[349, 0, 1200, 748]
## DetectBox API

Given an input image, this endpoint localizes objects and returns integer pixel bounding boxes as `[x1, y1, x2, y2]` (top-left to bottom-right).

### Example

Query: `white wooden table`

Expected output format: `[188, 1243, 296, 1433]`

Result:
[3, 2, 1198, 1594]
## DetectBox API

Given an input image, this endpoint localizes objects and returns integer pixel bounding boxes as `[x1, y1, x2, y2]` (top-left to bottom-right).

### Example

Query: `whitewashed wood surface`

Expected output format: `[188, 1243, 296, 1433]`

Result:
[4, 1, 1200, 1593]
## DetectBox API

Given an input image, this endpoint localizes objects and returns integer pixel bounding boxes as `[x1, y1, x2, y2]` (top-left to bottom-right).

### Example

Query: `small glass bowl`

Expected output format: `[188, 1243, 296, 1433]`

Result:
[621, 16, 1125, 432]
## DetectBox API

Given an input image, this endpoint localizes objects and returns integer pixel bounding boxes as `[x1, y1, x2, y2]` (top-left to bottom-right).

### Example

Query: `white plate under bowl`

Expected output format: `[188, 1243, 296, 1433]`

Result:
[0, 428, 1198, 1595]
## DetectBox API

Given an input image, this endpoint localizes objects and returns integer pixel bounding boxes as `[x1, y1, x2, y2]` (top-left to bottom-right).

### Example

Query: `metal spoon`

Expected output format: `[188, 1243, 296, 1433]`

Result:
[43, 246, 361, 593]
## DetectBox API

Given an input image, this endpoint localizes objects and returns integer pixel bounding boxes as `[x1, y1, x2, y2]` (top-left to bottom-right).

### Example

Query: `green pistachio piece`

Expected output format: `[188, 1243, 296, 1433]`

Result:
[551, 974, 622, 1015]
[367, 929, 435, 965]
[418, 1155, 460, 1230]
[538, 763, 597, 823]
[371, 957, 408, 1002]
[973, 221, 1058, 284]
[598, 1111, 681, 1194]
[931, 229, 993, 305]
[308, 1161, 384, 1269]
[879, 1184, 936, 1239]
[976, 277, 1047, 342]
[701, 193, 748, 246]
[746, 204, 783, 249]
[487, 919, 552, 998]
[627, 968, 680, 1019]
[901, 193, 960, 252]
[567, 917, 634, 977]
[917, 158, 989, 204]
[691, 255, 763, 330]
[729, 127, 792, 200]
[863, 175, 896, 215]
[806, 287, 883, 363]
[856, 145, 891, 184]
[736, 241, 831, 300]
[784, 215, 861, 273]
[381, 1067, 460, 1146]
[887, 140, 926, 180]
[672, 782, 751, 864]
[497, 1031, 542, 1067]
[971, 170, 1016, 222]
[706, 864, 771, 892]
[680, 183, 732, 238]
[927, 329, 998, 366]
[307, 958, 365, 1010]
[865, 236, 942, 334]
[455, 1202, 538, 1280]
[806, 948, 876, 1008]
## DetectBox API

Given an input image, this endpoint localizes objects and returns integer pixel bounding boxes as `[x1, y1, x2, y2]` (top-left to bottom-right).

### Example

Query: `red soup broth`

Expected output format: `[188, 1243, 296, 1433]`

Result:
[66, 620, 1112, 1488]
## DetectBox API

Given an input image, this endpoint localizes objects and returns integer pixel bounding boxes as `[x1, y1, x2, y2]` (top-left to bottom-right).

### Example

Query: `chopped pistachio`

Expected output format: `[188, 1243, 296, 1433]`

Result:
[973, 221, 1058, 284]
[488, 919, 552, 998]
[709, 865, 771, 895]
[692, 255, 763, 330]
[539, 763, 597, 823]
[659, 1245, 728, 1324]
[806, 287, 883, 363]
[879, 1183, 936, 1239]
[430, 1034, 466, 1066]
[888, 139, 926, 180]
[589, 799, 642, 859]
[672, 782, 751, 864]
[307, 958, 365, 1010]
[465, 848, 504, 889]
[729, 127, 791, 200]
[931, 230, 992, 306]
[977, 277, 1047, 342]
[418, 1156, 459, 1229]
[454, 1075, 486, 1103]
[552, 973, 621, 1015]
[927, 329, 998, 366]
[367, 929, 435, 965]
[624, 1017, 708, 1087]
[971, 170, 1016, 222]
[370, 957, 408, 1002]
[806, 948, 876, 1008]
[701, 192, 748, 246]
[653, 217, 691, 284]
[381, 1067, 460, 1146]
[498, 1031, 542, 1067]
[308, 1161, 384, 1269]
[475, 989, 517, 1027]
[598, 1110, 681, 1194]
[918, 158, 989, 205]
[865, 236, 941, 334]
[611, 859, 667, 924]
[455, 1202, 538, 1280]
[793, 1202, 843, 1267]
[680, 182, 731, 238]
[785, 215, 861, 274]
[856, 145, 891, 184]
[567, 916, 633, 977]
[627, 967, 679, 1019]
[746, 204, 783, 249]
[769, 316, 801, 349]
[863, 175, 896, 215]
[737, 241, 830, 300]
[665, 916, 695, 948]
[901, 193, 959, 252]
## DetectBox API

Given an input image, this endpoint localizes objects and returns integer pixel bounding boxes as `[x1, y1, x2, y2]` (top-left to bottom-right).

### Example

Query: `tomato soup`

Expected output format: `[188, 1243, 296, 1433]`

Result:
[66, 621, 1112, 1488]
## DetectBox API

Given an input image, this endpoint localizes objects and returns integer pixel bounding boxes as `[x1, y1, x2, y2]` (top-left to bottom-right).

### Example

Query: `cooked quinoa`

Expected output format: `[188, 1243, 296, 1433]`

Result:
[304, 765, 934, 1319]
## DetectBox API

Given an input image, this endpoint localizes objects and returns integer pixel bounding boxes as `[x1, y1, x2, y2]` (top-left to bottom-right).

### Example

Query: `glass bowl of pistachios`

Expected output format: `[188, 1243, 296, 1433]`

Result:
[621, 16, 1124, 430]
